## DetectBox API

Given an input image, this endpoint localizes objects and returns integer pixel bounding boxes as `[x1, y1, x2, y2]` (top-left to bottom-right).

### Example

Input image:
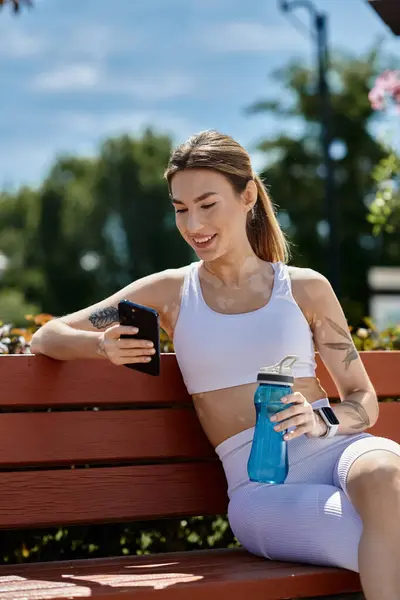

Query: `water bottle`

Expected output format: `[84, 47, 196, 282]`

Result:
[247, 355, 297, 484]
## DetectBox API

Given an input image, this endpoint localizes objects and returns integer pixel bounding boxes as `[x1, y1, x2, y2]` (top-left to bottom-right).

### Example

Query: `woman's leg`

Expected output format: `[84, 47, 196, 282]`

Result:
[336, 437, 400, 600]
[228, 481, 363, 572]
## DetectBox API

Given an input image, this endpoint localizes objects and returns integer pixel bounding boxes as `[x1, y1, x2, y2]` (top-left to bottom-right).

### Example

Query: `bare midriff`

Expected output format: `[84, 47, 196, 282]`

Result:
[192, 377, 328, 448]
[164, 263, 327, 449]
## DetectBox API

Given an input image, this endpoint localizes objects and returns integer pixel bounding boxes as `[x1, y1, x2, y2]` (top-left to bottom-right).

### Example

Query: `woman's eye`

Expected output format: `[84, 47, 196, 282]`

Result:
[175, 203, 215, 214]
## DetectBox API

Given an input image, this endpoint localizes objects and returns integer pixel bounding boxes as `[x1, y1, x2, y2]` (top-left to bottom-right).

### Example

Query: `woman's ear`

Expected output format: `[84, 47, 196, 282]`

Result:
[242, 179, 258, 214]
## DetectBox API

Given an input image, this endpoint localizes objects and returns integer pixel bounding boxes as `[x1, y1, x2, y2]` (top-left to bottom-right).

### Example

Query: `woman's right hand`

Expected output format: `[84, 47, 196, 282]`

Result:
[97, 324, 156, 365]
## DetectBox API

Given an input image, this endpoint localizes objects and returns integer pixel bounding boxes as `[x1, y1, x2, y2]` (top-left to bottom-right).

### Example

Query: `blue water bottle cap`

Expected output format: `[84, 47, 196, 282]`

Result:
[257, 355, 298, 385]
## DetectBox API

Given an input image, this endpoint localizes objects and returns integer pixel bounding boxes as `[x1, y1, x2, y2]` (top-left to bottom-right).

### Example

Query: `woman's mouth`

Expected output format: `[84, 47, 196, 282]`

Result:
[191, 233, 217, 250]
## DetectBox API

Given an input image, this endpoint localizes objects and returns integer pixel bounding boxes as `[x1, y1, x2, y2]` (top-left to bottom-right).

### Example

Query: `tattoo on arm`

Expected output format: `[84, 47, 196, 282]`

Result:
[89, 307, 119, 329]
[323, 317, 358, 370]
[339, 399, 371, 430]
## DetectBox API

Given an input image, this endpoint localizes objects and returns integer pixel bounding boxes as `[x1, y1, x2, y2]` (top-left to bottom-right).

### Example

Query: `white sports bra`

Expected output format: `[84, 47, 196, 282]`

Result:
[173, 261, 316, 394]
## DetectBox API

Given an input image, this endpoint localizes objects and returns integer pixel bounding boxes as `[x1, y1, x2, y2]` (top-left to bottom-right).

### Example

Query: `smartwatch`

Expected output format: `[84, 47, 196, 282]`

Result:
[316, 406, 340, 438]
[311, 398, 340, 439]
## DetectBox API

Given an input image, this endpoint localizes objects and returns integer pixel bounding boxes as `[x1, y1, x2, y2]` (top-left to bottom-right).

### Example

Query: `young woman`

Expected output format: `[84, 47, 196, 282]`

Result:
[31, 130, 400, 600]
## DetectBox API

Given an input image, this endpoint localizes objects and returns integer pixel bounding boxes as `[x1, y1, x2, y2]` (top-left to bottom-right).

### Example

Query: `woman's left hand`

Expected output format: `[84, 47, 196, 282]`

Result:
[270, 392, 327, 440]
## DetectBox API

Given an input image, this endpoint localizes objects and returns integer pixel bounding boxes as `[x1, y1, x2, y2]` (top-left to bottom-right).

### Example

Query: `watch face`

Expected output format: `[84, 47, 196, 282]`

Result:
[320, 406, 340, 426]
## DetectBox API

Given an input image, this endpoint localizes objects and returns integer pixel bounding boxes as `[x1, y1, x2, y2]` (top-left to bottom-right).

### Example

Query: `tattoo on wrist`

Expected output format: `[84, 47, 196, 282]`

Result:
[340, 399, 371, 430]
[323, 317, 358, 370]
[89, 307, 119, 329]
[96, 336, 107, 358]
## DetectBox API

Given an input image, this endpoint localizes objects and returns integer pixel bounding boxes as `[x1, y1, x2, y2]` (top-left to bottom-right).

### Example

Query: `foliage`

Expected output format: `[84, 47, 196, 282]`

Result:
[0, 130, 195, 319]
[367, 70, 400, 235]
[0, 314, 50, 354]
[1, 516, 238, 565]
[352, 317, 400, 351]
[250, 47, 399, 324]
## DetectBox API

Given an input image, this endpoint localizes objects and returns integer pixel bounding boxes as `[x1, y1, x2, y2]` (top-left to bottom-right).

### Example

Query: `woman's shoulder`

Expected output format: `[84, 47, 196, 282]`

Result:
[286, 265, 333, 305]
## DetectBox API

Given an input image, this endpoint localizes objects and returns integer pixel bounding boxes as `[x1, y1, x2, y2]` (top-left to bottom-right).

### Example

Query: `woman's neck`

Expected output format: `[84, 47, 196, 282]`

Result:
[202, 253, 266, 288]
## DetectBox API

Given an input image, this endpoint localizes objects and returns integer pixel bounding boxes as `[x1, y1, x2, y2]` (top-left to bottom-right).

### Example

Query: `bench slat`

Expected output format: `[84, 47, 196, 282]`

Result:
[0, 403, 397, 528]
[0, 463, 227, 529]
[0, 403, 398, 469]
[369, 402, 400, 443]
[0, 409, 213, 467]
[0, 355, 189, 408]
[1, 352, 399, 409]
[0, 548, 361, 600]
[317, 351, 400, 398]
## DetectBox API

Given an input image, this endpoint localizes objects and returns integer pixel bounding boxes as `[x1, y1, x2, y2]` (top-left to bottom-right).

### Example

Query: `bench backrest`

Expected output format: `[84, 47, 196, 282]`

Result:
[0, 352, 399, 531]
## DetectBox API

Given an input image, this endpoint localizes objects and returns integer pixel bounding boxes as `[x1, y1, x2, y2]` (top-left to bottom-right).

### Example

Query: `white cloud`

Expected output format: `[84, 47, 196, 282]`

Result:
[0, 28, 47, 59]
[31, 63, 195, 99]
[199, 21, 307, 53]
[33, 63, 102, 91]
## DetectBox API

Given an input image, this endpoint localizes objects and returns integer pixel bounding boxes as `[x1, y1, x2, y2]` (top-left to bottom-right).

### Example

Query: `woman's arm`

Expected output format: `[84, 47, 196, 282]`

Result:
[293, 269, 379, 434]
[31, 268, 181, 361]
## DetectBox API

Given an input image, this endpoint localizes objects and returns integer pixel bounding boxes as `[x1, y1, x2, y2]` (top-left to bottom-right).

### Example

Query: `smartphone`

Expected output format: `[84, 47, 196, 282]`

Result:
[118, 299, 160, 376]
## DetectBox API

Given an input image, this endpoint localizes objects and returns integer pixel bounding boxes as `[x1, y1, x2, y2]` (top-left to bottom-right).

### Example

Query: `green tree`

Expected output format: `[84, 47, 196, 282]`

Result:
[0, 130, 194, 318]
[94, 129, 193, 287]
[249, 47, 398, 324]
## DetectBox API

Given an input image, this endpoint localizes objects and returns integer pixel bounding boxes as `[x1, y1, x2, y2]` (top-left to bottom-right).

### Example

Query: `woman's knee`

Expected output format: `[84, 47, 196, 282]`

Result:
[347, 452, 400, 519]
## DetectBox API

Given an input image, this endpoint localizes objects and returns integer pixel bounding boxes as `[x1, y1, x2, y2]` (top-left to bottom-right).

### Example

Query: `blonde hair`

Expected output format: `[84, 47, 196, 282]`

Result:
[164, 130, 289, 263]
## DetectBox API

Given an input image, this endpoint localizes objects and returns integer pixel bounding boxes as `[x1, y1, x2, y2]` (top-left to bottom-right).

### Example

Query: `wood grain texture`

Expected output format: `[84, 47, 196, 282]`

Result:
[0, 548, 361, 600]
[0, 462, 227, 529]
[0, 352, 399, 408]
[0, 354, 189, 408]
[316, 351, 400, 398]
[0, 409, 213, 467]
[369, 402, 400, 443]
[0, 402, 397, 529]
[0, 403, 398, 468]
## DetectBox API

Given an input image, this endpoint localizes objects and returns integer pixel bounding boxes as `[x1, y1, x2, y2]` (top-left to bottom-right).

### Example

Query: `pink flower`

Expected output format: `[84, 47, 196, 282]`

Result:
[369, 70, 400, 112]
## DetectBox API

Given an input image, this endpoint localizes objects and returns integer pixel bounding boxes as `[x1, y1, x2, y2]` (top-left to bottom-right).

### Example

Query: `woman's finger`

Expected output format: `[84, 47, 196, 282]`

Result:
[118, 338, 154, 350]
[282, 392, 306, 405]
[271, 402, 309, 423]
[273, 414, 310, 432]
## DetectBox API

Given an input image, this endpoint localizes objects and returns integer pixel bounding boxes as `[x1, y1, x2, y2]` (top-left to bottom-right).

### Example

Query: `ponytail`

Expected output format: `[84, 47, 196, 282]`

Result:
[246, 175, 289, 263]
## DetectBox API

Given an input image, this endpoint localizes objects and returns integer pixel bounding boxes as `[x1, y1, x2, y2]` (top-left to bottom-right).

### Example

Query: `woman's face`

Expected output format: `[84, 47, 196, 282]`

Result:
[170, 168, 255, 259]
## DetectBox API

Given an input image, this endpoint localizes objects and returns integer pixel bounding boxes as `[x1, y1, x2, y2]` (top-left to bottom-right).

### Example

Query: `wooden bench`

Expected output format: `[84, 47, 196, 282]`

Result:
[0, 351, 399, 600]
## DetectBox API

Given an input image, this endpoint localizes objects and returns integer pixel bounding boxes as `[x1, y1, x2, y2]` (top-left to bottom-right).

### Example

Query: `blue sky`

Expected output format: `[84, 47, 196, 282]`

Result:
[0, 0, 398, 189]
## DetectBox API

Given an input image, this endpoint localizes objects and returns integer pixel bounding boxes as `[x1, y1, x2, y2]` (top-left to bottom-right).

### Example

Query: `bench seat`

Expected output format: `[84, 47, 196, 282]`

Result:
[0, 351, 399, 599]
[0, 547, 362, 600]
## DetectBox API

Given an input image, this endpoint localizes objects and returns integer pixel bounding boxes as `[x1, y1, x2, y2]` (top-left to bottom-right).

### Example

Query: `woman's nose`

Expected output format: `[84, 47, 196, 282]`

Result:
[186, 211, 204, 234]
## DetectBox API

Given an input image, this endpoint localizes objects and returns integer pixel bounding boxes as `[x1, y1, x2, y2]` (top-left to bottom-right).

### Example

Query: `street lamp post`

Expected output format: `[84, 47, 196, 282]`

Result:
[279, 0, 340, 296]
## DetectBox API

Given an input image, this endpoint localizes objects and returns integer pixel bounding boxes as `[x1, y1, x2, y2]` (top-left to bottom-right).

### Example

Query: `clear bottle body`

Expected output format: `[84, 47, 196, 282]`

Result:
[247, 382, 293, 484]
